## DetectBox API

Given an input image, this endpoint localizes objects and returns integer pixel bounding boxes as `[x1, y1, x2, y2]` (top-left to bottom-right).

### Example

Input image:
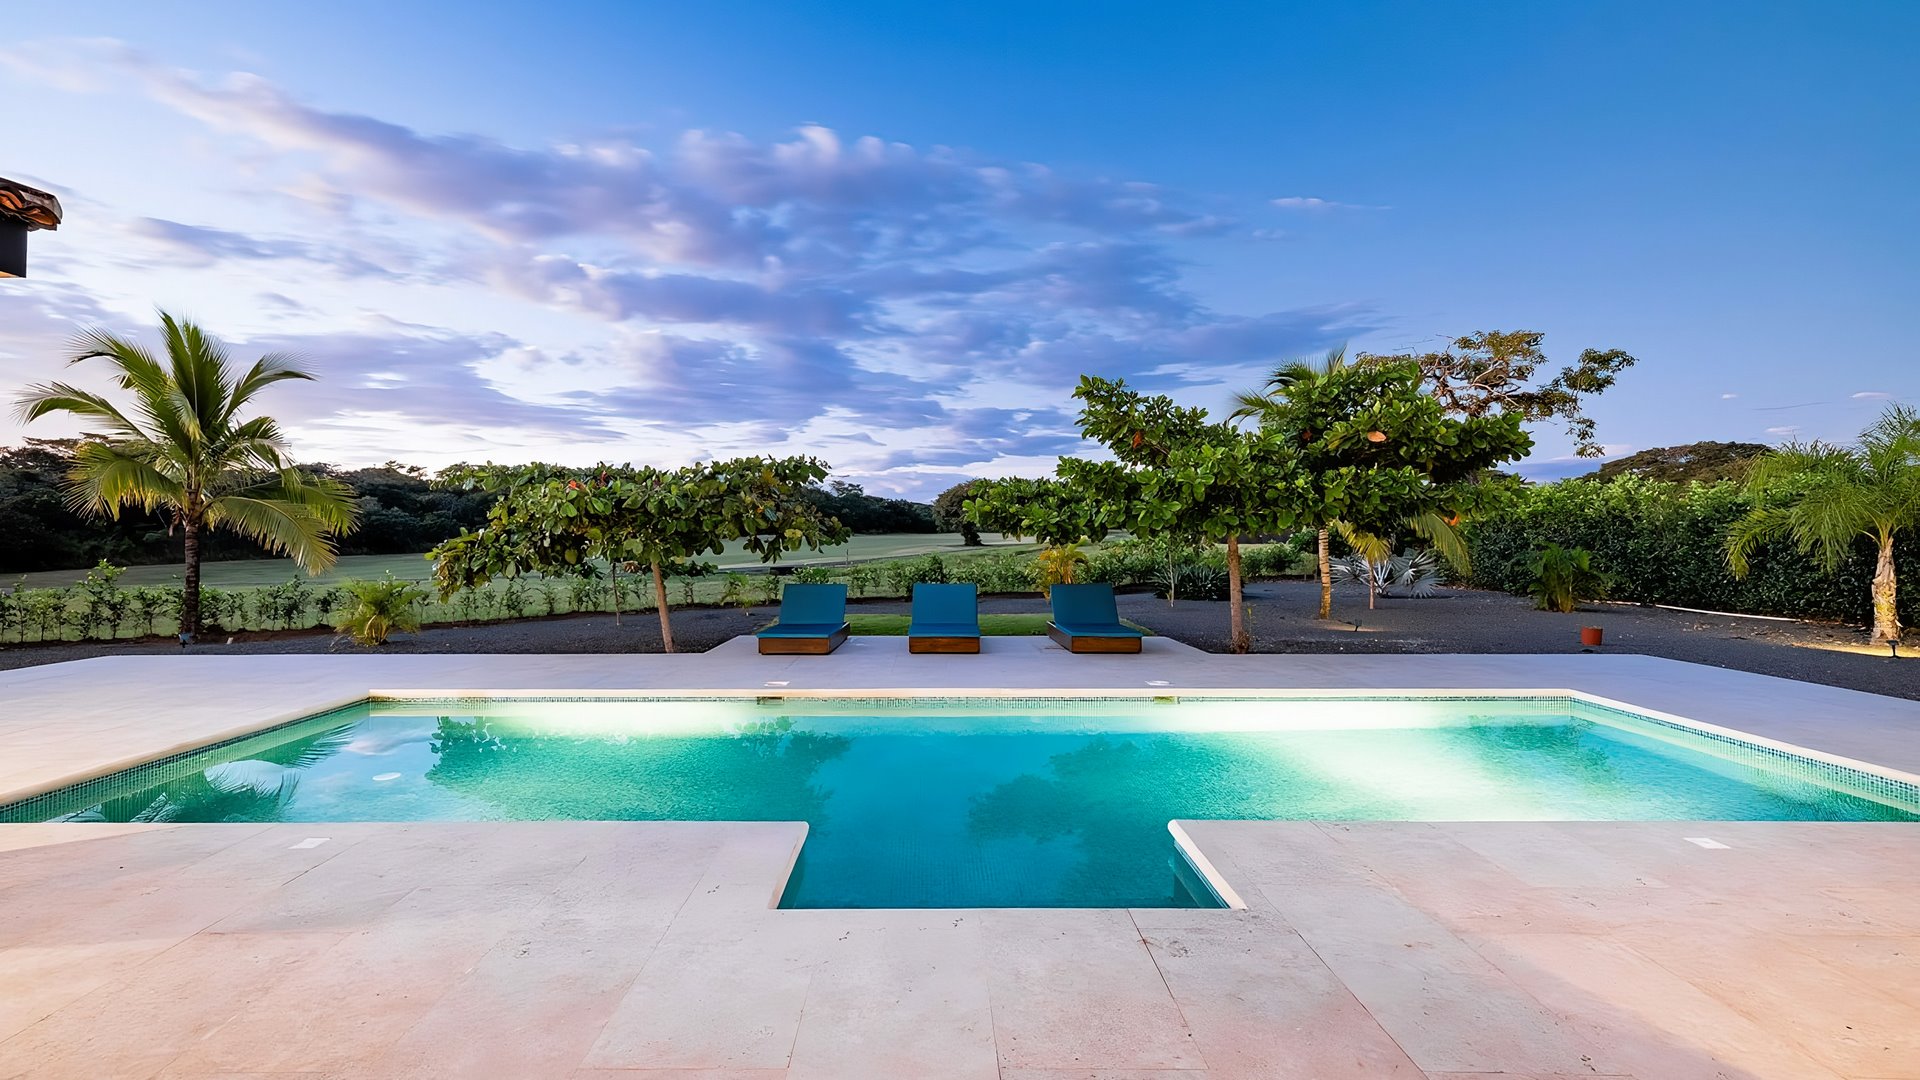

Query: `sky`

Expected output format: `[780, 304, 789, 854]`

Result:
[2, 1, 1915, 497]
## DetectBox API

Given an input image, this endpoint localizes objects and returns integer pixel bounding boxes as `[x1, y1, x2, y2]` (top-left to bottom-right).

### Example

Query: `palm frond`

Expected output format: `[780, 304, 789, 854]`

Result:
[63, 441, 186, 518]
[207, 495, 342, 571]
[1405, 511, 1471, 573]
[1329, 519, 1394, 563]
[225, 352, 316, 421]
[1726, 505, 1796, 577]
[13, 382, 149, 437]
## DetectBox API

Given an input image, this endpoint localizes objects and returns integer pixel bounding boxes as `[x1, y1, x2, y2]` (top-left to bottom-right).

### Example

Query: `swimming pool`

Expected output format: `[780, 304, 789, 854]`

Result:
[6, 694, 1914, 907]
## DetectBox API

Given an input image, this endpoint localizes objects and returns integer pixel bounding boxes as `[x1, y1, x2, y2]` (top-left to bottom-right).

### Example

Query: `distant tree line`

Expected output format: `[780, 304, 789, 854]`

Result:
[0, 440, 942, 574]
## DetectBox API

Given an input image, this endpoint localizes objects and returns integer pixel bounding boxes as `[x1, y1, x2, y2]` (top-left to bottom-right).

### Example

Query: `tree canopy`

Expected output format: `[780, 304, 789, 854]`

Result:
[1358, 330, 1636, 457]
[932, 480, 985, 544]
[970, 361, 1531, 651]
[1587, 441, 1768, 484]
[429, 456, 849, 651]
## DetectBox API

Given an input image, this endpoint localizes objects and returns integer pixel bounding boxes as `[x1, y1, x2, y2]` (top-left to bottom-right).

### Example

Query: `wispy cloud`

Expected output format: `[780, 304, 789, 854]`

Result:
[0, 42, 1366, 495]
[1852, 390, 1893, 400]
[1269, 196, 1385, 212]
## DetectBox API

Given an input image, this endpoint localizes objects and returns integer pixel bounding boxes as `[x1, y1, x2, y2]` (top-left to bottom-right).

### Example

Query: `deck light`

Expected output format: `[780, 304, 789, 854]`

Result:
[0, 177, 63, 278]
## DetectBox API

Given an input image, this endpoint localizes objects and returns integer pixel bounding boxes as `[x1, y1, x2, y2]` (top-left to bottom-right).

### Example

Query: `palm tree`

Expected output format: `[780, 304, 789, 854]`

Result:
[1231, 346, 1474, 619]
[1232, 346, 1348, 619]
[15, 313, 358, 640]
[1728, 404, 1920, 643]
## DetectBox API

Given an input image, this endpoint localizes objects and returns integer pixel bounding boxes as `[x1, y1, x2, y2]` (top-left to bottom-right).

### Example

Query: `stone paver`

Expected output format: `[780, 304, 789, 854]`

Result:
[1, 644, 1917, 1077]
[0, 819, 1912, 1077]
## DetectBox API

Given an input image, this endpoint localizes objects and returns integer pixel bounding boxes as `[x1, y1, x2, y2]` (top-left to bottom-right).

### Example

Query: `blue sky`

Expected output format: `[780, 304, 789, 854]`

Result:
[3, 2, 1915, 495]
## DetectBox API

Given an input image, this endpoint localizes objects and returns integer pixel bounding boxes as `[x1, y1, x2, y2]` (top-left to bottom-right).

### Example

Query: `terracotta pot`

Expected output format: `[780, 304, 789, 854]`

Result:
[1580, 626, 1604, 647]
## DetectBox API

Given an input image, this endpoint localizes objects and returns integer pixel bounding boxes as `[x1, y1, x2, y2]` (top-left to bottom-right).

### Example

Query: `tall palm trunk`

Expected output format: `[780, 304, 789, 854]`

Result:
[1871, 534, 1901, 643]
[1316, 526, 1333, 619]
[180, 518, 203, 641]
[1226, 533, 1249, 654]
[650, 559, 676, 653]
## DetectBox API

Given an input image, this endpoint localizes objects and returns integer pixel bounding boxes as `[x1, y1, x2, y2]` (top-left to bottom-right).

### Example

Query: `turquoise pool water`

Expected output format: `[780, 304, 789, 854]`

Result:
[9, 696, 1914, 908]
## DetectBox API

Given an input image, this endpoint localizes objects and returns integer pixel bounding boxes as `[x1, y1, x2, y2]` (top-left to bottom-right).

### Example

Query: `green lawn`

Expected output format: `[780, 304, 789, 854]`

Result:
[8, 532, 1045, 590]
[842, 613, 1053, 636]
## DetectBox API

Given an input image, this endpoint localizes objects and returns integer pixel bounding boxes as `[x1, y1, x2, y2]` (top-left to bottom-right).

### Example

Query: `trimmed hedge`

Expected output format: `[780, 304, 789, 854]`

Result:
[1464, 476, 1917, 626]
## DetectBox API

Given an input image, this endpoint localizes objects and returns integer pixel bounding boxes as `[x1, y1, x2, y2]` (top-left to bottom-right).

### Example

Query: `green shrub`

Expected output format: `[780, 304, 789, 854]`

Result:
[1085, 539, 1164, 587]
[1153, 561, 1230, 601]
[18, 588, 67, 641]
[74, 561, 131, 640]
[719, 572, 753, 608]
[567, 577, 607, 613]
[946, 553, 1037, 594]
[312, 585, 348, 626]
[1466, 476, 1918, 625]
[258, 577, 317, 630]
[1239, 544, 1298, 580]
[884, 554, 947, 595]
[198, 587, 243, 632]
[334, 575, 427, 645]
[1528, 544, 1608, 613]
[793, 565, 836, 585]
[844, 563, 879, 597]
[757, 573, 783, 604]
[497, 577, 533, 619]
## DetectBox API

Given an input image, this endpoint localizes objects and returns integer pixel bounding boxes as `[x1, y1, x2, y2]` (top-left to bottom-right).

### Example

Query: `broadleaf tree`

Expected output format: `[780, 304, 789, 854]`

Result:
[975, 362, 1532, 652]
[430, 456, 849, 652]
[1357, 330, 1637, 457]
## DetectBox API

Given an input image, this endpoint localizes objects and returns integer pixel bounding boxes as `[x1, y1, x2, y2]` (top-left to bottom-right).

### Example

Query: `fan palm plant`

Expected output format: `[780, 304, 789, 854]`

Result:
[1728, 404, 1920, 643]
[14, 313, 358, 640]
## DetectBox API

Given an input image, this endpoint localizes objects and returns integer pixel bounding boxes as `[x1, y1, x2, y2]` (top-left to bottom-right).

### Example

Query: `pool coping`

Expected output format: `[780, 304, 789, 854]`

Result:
[6, 677, 1919, 910]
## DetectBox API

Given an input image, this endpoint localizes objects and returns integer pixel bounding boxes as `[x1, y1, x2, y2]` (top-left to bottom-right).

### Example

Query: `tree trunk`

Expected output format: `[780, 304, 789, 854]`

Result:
[1870, 534, 1901, 643]
[610, 559, 621, 626]
[1226, 533, 1249, 654]
[1316, 527, 1333, 620]
[651, 559, 675, 653]
[180, 518, 202, 642]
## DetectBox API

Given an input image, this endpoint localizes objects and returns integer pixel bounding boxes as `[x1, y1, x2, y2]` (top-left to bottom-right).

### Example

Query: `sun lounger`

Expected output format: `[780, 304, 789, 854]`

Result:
[757, 583, 850, 655]
[908, 583, 981, 653]
[1046, 583, 1143, 654]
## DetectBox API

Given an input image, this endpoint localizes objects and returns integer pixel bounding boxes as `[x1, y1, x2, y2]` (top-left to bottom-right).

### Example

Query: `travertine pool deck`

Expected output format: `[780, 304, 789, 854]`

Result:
[2, 639, 1918, 1078]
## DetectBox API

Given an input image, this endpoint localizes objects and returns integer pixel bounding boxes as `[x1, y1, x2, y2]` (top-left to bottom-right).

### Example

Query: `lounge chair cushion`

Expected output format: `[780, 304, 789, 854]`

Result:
[909, 583, 980, 638]
[773, 583, 849, 626]
[1048, 584, 1137, 634]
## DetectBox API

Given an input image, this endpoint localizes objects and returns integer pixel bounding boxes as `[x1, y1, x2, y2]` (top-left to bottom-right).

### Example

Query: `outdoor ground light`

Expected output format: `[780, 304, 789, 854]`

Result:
[0, 177, 63, 278]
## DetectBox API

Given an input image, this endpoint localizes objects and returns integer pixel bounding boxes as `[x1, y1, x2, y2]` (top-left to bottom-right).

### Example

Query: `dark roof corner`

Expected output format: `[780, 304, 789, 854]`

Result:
[0, 178, 64, 231]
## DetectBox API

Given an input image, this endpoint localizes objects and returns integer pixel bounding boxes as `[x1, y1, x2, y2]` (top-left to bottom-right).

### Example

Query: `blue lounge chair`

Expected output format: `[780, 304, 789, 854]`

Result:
[1047, 583, 1143, 654]
[757, 583, 850, 655]
[909, 583, 981, 653]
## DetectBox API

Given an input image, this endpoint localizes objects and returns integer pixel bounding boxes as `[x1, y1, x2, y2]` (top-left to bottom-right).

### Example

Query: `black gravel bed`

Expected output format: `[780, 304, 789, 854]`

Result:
[0, 582, 1911, 701]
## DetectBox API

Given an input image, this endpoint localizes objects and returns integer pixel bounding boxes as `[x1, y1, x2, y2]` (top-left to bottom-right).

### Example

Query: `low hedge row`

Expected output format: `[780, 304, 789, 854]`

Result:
[1464, 476, 1917, 626]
